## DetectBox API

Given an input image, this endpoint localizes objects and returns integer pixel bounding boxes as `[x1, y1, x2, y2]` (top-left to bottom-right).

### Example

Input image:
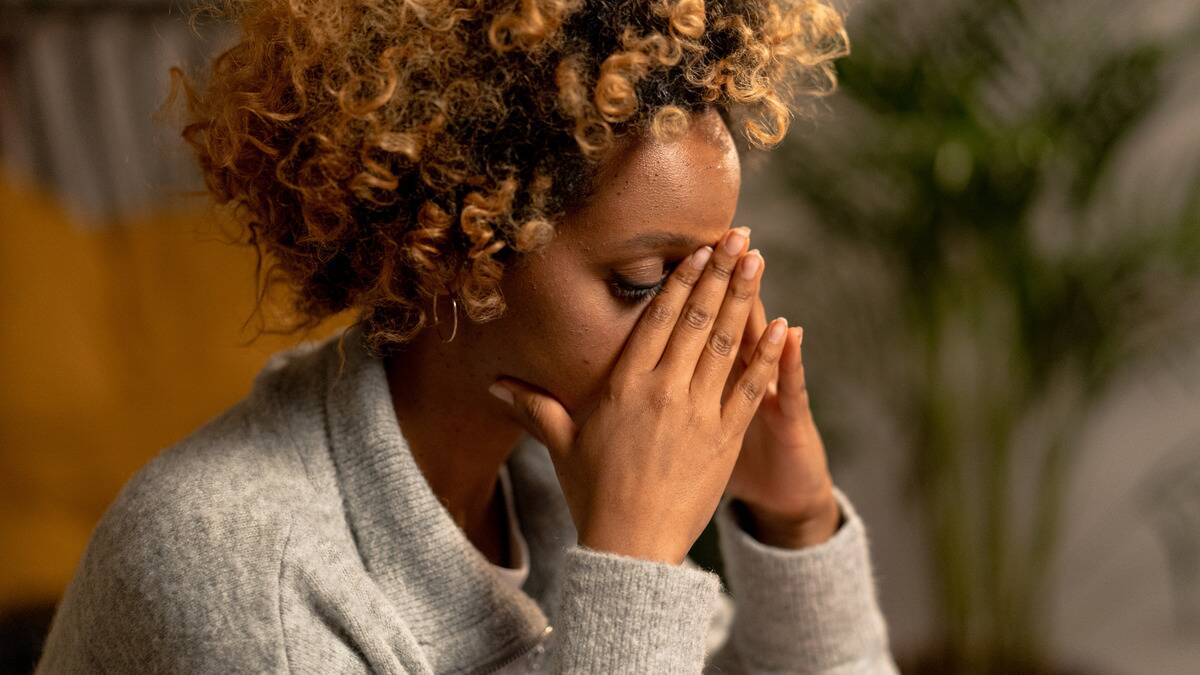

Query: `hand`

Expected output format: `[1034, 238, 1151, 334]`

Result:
[490, 227, 788, 565]
[724, 288, 841, 549]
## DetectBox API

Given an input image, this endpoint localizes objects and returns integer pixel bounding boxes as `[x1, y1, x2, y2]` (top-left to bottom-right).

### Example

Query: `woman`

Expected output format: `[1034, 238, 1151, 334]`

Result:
[39, 0, 898, 672]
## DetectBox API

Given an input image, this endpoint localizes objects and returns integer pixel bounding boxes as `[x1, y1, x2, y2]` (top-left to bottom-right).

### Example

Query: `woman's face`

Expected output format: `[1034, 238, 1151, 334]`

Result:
[464, 107, 743, 421]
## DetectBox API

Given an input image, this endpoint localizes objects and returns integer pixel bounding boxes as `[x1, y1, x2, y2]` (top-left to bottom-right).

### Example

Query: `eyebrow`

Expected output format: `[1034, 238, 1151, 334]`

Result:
[617, 231, 706, 251]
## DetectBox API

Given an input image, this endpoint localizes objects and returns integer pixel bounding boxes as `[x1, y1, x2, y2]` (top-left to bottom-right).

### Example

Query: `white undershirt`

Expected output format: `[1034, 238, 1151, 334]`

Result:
[488, 464, 530, 589]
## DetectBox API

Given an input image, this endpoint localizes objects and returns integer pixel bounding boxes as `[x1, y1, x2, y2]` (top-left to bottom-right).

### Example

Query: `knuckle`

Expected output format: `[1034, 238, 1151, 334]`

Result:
[645, 300, 674, 328]
[675, 268, 700, 289]
[738, 378, 762, 403]
[760, 345, 781, 366]
[730, 283, 755, 301]
[524, 396, 547, 424]
[682, 303, 711, 330]
[602, 377, 628, 403]
[708, 329, 736, 357]
[708, 260, 734, 281]
[647, 384, 675, 413]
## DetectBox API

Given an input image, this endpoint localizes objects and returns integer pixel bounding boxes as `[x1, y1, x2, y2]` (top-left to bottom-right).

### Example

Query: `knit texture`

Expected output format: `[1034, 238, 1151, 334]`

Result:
[36, 324, 898, 674]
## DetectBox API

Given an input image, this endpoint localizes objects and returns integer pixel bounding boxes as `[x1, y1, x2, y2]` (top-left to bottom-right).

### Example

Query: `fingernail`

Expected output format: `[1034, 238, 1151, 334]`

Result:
[739, 250, 762, 279]
[690, 245, 713, 269]
[723, 228, 748, 255]
[768, 318, 787, 343]
[796, 326, 804, 346]
[489, 382, 513, 405]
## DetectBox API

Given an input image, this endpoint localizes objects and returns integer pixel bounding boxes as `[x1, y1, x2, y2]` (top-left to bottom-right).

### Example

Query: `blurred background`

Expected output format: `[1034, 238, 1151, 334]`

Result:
[1, 0, 1198, 673]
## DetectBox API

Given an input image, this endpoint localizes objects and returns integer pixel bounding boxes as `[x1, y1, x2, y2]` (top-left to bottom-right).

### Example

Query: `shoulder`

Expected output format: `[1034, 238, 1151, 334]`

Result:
[42, 334, 353, 671]
[97, 332, 342, 559]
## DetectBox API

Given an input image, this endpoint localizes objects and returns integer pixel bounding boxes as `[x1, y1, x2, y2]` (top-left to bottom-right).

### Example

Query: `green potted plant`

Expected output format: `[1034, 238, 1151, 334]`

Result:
[754, 0, 1200, 671]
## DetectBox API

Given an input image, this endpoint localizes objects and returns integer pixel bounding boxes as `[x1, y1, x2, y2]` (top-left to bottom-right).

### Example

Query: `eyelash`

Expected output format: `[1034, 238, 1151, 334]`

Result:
[610, 261, 682, 303]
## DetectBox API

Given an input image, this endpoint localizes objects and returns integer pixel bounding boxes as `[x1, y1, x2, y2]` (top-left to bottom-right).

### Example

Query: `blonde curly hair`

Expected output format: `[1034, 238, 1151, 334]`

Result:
[172, 0, 849, 355]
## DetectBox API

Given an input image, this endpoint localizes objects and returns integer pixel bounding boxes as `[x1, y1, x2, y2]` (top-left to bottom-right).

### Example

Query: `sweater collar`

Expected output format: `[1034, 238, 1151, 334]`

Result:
[321, 324, 567, 673]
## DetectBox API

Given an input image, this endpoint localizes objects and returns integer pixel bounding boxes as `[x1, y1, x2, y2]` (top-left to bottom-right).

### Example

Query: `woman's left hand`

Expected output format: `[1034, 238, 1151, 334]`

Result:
[723, 293, 842, 549]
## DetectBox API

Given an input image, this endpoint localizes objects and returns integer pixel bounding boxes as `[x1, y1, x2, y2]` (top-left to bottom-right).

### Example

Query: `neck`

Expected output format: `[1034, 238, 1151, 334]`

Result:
[383, 330, 524, 554]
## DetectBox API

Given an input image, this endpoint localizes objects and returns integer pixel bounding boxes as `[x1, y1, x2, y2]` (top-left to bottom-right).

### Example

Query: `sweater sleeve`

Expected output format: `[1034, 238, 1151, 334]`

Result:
[543, 544, 724, 673]
[704, 486, 900, 674]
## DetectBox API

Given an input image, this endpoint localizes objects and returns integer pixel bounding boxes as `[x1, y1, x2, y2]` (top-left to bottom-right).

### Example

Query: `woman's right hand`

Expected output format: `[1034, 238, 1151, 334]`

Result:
[490, 227, 788, 565]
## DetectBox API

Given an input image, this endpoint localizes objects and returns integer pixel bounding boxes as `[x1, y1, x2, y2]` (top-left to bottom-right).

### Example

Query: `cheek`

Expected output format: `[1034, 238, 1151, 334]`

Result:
[504, 267, 640, 411]
[535, 294, 638, 410]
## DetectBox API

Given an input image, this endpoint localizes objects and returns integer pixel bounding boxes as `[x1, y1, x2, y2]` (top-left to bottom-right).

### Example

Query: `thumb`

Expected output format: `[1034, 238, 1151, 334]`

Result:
[489, 378, 577, 460]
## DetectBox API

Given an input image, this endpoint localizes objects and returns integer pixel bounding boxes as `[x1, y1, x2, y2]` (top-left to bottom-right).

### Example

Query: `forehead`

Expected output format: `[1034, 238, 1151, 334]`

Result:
[561, 110, 742, 254]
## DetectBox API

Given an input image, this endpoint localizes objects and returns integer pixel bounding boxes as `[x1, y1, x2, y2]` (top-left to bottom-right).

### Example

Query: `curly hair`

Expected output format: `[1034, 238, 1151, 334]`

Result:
[172, 0, 849, 355]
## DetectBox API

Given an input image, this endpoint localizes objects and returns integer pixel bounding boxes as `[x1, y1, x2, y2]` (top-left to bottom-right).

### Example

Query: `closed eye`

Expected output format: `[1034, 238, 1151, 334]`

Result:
[609, 260, 682, 304]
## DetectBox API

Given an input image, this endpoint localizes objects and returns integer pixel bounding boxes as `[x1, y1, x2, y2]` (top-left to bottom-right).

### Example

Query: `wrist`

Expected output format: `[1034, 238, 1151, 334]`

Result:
[579, 528, 687, 565]
[731, 492, 842, 549]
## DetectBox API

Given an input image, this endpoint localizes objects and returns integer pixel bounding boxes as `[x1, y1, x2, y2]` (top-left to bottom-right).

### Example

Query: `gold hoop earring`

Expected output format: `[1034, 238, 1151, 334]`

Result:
[432, 293, 459, 343]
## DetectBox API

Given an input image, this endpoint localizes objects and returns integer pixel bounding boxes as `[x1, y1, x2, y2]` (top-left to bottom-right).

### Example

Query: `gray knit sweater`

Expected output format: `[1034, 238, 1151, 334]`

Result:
[37, 324, 899, 674]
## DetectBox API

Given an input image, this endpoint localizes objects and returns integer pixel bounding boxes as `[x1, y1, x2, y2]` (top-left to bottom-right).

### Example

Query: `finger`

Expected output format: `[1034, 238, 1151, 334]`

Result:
[738, 293, 767, 370]
[610, 244, 713, 381]
[722, 317, 788, 429]
[776, 326, 810, 419]
[722, 336, 748, 406]
[738, 284, 778, 398]
[489, 379, 578, 461]
[724, 335, 747, 400]
[691, 249, 763, 396]
[657, 226, 751, 376]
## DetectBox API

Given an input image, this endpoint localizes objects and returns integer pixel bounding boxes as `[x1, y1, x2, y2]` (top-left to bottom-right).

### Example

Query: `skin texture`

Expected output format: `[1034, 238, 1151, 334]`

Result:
[385, 108, 838, 566]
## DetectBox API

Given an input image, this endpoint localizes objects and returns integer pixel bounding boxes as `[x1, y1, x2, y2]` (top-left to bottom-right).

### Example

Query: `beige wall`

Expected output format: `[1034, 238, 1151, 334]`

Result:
[0, 176, 348, 608]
